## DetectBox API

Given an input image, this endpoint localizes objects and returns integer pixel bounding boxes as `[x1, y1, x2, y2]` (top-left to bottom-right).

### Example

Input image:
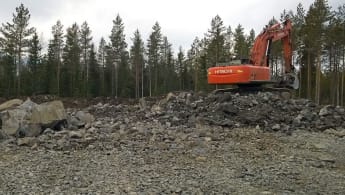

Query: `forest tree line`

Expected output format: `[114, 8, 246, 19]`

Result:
[0, 0, 344, 105]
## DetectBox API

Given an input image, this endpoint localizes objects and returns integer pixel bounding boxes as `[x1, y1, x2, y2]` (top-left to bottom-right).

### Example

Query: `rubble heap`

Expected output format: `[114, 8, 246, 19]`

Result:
[91, 91, 345, 134]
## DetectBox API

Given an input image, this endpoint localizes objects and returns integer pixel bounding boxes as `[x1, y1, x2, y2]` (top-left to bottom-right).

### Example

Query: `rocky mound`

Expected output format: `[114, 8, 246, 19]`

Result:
[90, 91, 345, 134]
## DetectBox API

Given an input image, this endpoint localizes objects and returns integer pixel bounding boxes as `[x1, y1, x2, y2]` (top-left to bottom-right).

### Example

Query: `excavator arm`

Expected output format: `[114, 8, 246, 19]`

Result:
[250, 19, 292, 72]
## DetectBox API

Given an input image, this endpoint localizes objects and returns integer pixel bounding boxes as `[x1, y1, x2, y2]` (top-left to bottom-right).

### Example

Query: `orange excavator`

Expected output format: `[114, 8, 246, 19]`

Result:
[207, 19, 298, 89]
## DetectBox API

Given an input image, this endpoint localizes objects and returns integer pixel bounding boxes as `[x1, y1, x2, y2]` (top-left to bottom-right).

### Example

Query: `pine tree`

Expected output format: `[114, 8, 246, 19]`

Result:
[97, 37, 107, 96]
[88, 44, 99, 96]
[50, 20, 64, 95]
[62, 23, 81, 97]
[147, 22, 162, 96]
[186, 37, 201, 91]
[246, 29, 255, 56]
[304, 0, 331, 104]
[160, 36, 176, 93]
[0, 3, 35, 95]
[206, 15, 226, 67]
[224, 25, 233, 62]
[80, 21, 93, 97]
[291, 3, 306, 97]
[28, 31, 42, 94]
[130, 30, 145, 98]
[233, 24, 247, 59]
[109, 14, 128, 97]
[177, 46, 186, 90]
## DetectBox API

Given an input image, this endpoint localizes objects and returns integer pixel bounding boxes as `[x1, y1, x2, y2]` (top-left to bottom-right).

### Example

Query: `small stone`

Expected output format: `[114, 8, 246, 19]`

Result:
[319, 154, 336, 163]
[195, 156, 207, 162]
[272, 124, 280, 131]
[69, 131, 84, 139]
[204, 137, 212, 142]
[17, 137, 38, 146]
[280, 92, 291, 100]
[76, 111, 95, 124]
[319, 105, 333, 116]
[260, 191, 273, 195]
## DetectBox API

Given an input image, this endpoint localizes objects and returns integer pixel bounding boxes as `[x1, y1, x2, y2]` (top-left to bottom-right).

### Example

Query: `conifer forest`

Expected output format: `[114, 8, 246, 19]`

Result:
[0, 0, 344, 105]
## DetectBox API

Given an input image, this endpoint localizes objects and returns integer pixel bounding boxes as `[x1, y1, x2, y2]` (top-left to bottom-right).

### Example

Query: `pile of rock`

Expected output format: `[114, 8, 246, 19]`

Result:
[132, 91, 345, 133]
[0, 98, 94, 142]
[2, 90, 345, 148]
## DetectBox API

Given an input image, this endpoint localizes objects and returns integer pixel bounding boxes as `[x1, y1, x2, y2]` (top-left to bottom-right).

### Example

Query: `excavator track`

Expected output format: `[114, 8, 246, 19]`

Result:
[213, 85, 292, 95]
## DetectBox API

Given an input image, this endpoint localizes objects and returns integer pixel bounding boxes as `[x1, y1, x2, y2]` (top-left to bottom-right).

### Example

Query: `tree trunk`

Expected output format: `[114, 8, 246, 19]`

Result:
[342, 46, 345, 106]
[307, 51, 311, 99]
[315, 51, 320, 105]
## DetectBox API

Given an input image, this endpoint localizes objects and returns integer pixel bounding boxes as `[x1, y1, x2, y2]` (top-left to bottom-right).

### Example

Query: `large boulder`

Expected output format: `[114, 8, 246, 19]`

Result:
[0, 99, 23, 111]
[30, 100, 67, 125]
[1, 100, 67, 137]
[1, 108, 29, 136]
[29, 101, 68, 132]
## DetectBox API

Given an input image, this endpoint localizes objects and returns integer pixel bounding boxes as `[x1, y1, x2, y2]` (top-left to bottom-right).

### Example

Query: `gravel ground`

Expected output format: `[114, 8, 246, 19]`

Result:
[1, 126, 345, 194]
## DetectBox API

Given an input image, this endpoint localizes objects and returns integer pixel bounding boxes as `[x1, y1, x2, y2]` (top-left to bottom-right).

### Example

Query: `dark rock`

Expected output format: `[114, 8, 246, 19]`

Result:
[319, 105, 333, 116]
[218, 92, 232, 103]
[272, 124, 281, 131]
[217, 103, 238, 116]
[280, 92, 291, 100]
[16, 123, 42, 138]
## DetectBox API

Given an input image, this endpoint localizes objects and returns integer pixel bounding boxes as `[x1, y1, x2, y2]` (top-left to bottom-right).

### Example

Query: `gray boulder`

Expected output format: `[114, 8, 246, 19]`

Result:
[30, 100, 67, 127]
[76, 111, 95, 125]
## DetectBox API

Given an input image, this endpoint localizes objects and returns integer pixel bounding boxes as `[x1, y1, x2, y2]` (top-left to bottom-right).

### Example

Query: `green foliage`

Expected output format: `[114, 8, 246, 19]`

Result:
[233, 24, 247, 59]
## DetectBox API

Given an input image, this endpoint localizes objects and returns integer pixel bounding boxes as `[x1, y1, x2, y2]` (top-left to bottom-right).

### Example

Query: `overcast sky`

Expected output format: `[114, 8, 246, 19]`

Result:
[0, 0, 343, 52]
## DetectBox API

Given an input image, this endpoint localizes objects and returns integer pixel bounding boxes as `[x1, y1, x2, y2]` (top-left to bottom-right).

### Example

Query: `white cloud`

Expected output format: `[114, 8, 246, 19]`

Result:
[0, 0, 343, 52]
